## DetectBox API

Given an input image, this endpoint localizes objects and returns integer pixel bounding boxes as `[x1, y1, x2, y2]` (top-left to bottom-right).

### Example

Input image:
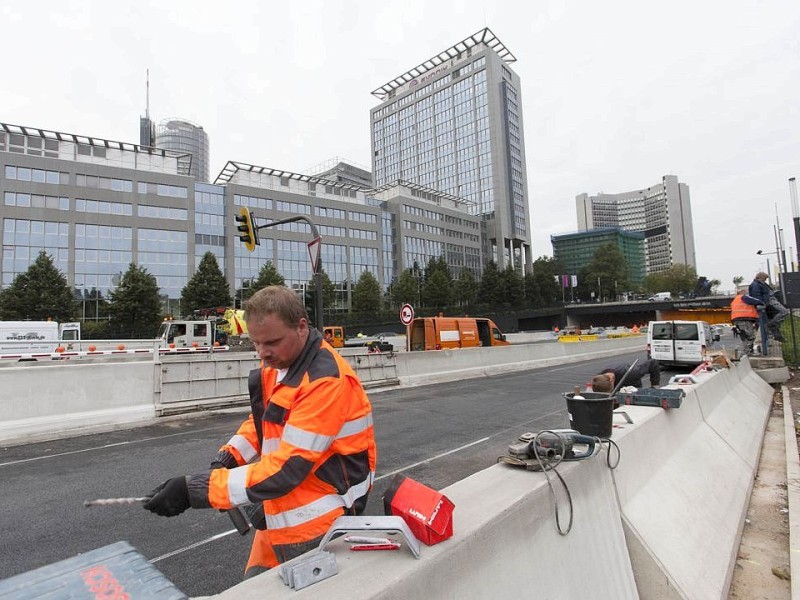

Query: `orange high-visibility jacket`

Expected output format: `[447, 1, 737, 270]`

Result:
[187, 329, 377, 569]
[731, 294, 759, 321]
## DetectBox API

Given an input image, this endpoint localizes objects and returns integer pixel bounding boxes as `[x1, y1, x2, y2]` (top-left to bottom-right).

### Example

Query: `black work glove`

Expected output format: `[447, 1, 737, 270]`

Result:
[143, 476, 190, 517]
[244, 502, 267, 530]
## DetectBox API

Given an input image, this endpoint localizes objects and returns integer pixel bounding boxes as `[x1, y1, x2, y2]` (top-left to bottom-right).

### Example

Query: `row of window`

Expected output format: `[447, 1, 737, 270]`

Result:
[5, 165, 69, 184]
[5, 192, 69, 211]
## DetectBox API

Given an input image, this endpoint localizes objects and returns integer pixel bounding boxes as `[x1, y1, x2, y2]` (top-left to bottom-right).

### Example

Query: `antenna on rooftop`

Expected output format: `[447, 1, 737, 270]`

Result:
[146, 68, 150, 119]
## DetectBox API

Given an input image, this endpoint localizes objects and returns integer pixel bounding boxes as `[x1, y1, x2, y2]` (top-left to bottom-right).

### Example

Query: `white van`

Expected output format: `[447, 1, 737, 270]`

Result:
[647, 320, 716, 366]
[648, 292, 672, 301]
[0, 321, 81, 356]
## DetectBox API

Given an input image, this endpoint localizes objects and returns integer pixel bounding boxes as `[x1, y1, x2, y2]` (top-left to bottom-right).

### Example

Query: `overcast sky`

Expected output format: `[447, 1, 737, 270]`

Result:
[3, 0, 798, 290]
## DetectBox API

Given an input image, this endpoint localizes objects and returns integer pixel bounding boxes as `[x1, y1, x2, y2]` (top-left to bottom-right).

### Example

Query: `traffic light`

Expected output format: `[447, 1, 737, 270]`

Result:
[235, 207, 259, 252]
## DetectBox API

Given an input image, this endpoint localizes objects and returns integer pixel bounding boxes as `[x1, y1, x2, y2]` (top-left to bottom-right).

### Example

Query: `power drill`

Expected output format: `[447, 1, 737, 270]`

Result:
[502, 429, 597, 469]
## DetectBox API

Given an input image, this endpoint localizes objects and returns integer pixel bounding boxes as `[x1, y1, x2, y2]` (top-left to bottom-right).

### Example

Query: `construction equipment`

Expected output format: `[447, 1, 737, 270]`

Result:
[500, 429, 598, 470]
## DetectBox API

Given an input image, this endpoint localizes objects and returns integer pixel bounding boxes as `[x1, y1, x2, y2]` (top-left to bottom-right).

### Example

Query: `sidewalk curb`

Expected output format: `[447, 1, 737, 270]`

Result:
[782, 385, 800, 599]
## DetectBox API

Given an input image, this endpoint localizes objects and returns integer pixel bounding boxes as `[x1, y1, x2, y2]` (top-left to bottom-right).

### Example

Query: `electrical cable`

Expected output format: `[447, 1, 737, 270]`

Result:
[532, 430, 573, 536]
[600, 437, 621, 469]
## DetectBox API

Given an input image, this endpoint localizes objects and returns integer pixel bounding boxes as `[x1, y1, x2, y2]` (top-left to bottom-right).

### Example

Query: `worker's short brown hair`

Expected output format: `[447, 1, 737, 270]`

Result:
[244, 285, 308, 327]
[591, 374, 614, 393]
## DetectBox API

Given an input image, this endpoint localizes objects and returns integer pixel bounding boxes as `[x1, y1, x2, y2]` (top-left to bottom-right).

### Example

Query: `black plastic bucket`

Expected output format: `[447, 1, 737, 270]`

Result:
[564, 392, 614, 438]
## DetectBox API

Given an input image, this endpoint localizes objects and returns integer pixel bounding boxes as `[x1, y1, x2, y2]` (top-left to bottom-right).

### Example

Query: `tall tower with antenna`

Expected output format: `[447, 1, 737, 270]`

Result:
[139, 69, 156, 147]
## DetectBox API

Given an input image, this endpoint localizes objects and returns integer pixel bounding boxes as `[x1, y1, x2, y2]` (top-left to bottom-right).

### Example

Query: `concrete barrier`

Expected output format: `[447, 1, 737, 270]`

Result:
[203, 360, 773, 600]
[1, 361, 156, 445]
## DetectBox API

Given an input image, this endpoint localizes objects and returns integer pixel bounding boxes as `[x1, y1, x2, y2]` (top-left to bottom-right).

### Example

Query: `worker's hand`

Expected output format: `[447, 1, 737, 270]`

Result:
[143, 476, 190, 517]
[244, 502, 267, 530]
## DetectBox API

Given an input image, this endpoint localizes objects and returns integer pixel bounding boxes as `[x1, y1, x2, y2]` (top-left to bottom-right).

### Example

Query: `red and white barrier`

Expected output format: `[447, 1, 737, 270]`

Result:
[0, 346, 229, 361]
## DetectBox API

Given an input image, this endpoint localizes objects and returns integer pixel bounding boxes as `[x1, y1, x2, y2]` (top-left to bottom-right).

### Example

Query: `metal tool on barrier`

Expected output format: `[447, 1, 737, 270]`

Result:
[318, 515, 421, 559]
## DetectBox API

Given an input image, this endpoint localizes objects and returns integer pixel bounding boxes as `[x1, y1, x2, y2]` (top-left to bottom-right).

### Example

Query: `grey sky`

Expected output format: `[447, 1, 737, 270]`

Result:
[2, 0, 798, 290]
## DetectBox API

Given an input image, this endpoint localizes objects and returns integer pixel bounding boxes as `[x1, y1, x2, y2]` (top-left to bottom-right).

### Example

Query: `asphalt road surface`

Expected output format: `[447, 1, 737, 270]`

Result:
[1, 349, 663, 597]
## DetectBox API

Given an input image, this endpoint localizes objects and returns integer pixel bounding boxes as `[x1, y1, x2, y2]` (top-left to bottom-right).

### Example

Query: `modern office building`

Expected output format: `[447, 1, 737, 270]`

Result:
[155, 119, 210, 182]
[1, 115, 482, 316]
[551, 228, 646, 287]
[575, 175, 695, 275]
[370, 28, 531, 273]
[0, 122, 196, 315]
[215, 162, 480, 310]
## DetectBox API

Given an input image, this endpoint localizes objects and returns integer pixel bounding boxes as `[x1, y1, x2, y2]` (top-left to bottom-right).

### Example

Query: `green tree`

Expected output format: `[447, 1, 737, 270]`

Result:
[647, 263, 697, 296]
[308, 268, 337, 308]
[0, 250, 77, 321]
[179, 251, 232, 317]
[422, 269, 453, 310]
[351, 271, 382, 313]
[528, 256, 564, 306]
[390, 269, 420, 307]
[497, 265, 525, 307]
[733, 276, 744, 289]
[108, 263, 163, 338]
[243, 261, 285, 300]
[577, 243, 630, 302]
[455, 268, 479, 308]
[477, 261, 502, 306]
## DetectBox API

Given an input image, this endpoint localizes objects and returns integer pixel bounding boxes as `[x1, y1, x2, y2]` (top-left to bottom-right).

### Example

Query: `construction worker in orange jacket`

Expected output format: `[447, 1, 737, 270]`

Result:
[730, 288, 761, 355]
[144, 285, 377, 578]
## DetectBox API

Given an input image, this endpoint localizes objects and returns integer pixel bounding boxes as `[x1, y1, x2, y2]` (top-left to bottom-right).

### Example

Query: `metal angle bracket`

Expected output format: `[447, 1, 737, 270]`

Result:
[318, 515, 422, 559]
[279, 550, 338, 590]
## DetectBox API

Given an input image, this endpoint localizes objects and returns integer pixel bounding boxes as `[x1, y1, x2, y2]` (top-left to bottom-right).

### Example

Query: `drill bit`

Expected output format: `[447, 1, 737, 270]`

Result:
[84, 497, 150, 507]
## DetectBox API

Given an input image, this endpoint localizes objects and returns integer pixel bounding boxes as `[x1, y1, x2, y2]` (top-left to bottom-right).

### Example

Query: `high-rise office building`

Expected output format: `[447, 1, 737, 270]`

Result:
[156, 119, 210, 182]
[576, 175, 695, 274]
[370, 28, 531, 273]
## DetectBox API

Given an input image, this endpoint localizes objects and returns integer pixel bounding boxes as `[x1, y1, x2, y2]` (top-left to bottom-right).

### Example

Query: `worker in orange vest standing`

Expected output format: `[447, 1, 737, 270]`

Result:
[730, 287, 761, 355]
[143, 285, 377, 578]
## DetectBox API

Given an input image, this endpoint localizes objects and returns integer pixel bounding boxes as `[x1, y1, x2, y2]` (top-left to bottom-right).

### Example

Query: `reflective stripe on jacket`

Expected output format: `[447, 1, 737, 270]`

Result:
[731, 294, 759, 321]
[187, 328, 377, 567]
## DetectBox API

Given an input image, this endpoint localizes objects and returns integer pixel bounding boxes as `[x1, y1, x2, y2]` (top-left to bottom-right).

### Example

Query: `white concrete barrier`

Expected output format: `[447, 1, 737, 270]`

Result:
[210, 457, 639, 600]
[202, 360, 773, 600]
[1, 361, 156, 445]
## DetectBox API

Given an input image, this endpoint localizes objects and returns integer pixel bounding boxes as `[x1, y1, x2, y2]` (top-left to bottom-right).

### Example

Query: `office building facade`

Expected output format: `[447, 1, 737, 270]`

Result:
[1, 121, 481, 316]
[575, 175, 695, 274]
[0, 122, 196, 315]
[370, 28, 531, 273]
[551, 228, 646, 287]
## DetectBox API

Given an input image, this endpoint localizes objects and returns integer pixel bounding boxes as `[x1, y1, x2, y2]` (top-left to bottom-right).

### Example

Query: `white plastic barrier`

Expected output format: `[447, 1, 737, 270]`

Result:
[204, 360, 773, 600]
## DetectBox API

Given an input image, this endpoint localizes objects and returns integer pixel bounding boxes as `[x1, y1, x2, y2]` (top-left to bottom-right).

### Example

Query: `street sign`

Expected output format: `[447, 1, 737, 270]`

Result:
[307, 237, 322, 273]
[400, 303, 415, 326]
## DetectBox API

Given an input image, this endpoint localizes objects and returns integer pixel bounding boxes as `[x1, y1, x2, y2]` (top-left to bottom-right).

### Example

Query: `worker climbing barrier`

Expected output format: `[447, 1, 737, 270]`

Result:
[207, 359, 774, 600]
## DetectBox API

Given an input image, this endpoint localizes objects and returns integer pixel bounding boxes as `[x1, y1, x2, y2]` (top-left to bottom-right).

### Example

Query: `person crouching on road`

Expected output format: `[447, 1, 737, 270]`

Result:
[730, 287, 761, 355]
[143, 285, 377, 578]
[591, 358, 661, 393]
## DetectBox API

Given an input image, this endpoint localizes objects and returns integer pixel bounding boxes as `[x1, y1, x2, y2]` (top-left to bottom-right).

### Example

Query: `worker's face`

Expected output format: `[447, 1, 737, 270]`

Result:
[248, 313, 309, 370]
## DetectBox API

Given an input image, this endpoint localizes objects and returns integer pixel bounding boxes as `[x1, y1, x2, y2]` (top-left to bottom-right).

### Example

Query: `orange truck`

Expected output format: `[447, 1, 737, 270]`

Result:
[408, 316, 509, 351]
[323, 326, 345, 348]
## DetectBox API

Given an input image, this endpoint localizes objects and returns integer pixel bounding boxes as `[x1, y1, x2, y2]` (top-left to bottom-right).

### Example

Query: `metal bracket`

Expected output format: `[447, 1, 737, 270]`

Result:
[279, 550, 338, 590]
[614, 410, 634, 424]
[318, 515, 421, 559]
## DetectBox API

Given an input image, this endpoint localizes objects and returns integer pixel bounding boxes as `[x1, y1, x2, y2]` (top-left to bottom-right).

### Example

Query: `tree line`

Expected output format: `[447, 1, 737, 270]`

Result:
[0, 245, 725, 339]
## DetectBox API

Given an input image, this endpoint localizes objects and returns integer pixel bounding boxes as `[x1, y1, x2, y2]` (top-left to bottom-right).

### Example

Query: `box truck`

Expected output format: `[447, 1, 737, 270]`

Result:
[409, 317, 509, 351]
[0, 321, 81, 355]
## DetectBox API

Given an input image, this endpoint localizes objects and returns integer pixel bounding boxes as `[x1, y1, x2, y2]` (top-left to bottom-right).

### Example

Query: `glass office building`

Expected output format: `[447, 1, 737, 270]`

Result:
[576, 175, 696, 275]
[551, 228, 646, 287]
[156, 119, 210, 183]
[0, 122, 481, 316]
[370, 28, 532, 273]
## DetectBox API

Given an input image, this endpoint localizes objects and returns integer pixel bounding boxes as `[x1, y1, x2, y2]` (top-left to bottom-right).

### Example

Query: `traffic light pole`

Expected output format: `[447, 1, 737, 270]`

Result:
[254, 215, 324, 333]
